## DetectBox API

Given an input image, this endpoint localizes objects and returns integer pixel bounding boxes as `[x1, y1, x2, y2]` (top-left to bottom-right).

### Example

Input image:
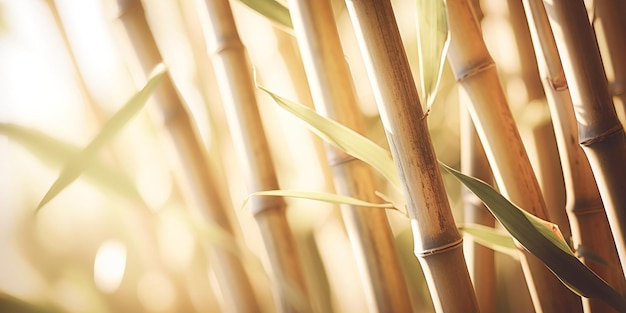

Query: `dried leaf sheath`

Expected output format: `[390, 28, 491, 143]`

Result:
[199, 0, 309, 312]
[286, 0, 412, 311]
[344, 0, 479, 311]
[109, 1, 259, 311]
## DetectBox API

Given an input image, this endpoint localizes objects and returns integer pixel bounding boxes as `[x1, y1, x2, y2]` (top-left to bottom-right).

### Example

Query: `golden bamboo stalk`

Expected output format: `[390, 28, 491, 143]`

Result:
[592, 0, 626, 127]
[344, 0, 479, 311]
[543, 0, 626, 279]
[108, 1, 260, 312]
[521, 2, 626, 311]
[286, 0, 412, 311]
[506, 0, 570, 239]
[461, 104, 496, 313]
[446, 0, 583, 311]
[198, 0, 309, 312]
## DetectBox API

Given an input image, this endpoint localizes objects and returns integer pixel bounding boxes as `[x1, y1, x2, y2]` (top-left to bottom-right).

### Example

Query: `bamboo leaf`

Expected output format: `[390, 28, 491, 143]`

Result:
[237, 0, 293, 33]
[257, 85, 401, 190]
[36, 65, 166, 212]
[442, 162, 626, 311]
[416, 0, 450, 112]
[459, 223, 519, 258]
[243, 190, 403, 214]
[0, 123, 144, 204]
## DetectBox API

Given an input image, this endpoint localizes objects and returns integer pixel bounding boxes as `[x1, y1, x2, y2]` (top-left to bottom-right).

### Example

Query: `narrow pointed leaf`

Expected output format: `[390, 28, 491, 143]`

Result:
[442, 162, 626, 311]
[460, 223, 519, 258]
[258, 85, 401, 190]
[0, 123, 144, 204]
[416, 0, 450, 112]
[36, 65, 166, 212]
[237, 0, 293, 33]
[243, 190, 401, 213]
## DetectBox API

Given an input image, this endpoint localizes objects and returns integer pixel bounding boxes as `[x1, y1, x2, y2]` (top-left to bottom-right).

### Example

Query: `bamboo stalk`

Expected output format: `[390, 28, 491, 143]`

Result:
[506, 0, 571, 239]
[592, 0, 626, 127]
[524, 0, 626, 312]
[461, 104, 496, 313]
[344, 1, 479, 312]
[521, 2, 626, 312]
[543, 0, 626, 279]
[286, 0, 412, 312]
[198, 0, 309, 312]
[445, 0, 583, 311]
[108, 1, 260, 312]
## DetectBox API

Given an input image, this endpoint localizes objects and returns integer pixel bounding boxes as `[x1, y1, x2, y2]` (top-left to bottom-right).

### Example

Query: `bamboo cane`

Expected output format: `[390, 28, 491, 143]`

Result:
[543, 0, 626, 279]
[108, 1, 260, 312]
[506, 0, 571, 239]
[446, 0, 583, 311]
[461, 103, 496, 313]
[198, 0, 310, 312]
[592, 0, 626, 127]
[287, 0, 412, 311]
[521, 2, 626, 312]
[344, 0, 479, 311]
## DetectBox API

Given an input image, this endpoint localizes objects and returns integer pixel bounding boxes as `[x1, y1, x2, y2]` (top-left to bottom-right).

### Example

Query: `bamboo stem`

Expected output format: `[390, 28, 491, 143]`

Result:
[287, 0, 412, 311]
[108, 1, 260, 312]
[461, 103, 496, 313]
[543, 0, 626, 279]
[198, 0, 309, 312]
[521, 1, 626, 311]
[592, 0, 626, 127]
[446, 0, 583, 311]
[344, 0, 479, 311]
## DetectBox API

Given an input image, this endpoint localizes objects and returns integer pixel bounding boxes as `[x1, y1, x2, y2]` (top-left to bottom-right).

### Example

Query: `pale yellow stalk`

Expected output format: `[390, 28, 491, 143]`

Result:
[109, 1, 260, 311]
[199, 0, 310, 312]
[287, 0, 412, 311]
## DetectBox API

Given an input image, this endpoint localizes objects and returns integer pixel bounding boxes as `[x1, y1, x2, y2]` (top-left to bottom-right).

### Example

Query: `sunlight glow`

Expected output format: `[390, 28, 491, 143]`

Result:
[93, 240, 127, 294]
[137, 271, 176, 312]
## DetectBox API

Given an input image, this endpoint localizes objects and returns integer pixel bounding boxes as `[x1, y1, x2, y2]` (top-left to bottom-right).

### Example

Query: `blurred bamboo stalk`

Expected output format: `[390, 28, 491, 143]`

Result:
[543, 0, 626, 279]
[521, 1, 626, 311]
[198, 0, 309, 312]
[461, 104, 496, 313]
[108, 1, 260, 312]
[506, 0, 570, 239]
[592, 0, 626, 126]
[445, 0, 583, 311]
[344, 0, 479, 312]
[286, 0, 412, 312]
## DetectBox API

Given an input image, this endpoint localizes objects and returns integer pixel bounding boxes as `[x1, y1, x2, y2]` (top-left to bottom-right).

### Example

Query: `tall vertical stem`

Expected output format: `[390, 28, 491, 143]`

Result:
[446, 0, 583, 311]
[345, 0, 479, 311]
[199, 0, 309, 312]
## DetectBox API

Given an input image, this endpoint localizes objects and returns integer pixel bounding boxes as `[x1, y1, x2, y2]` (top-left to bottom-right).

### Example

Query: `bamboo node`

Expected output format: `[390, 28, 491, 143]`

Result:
[416, 237, 463, 257]
[209, 38, 244, 57]
[456, 61, 496, 82]
[580, 123, 624, 146]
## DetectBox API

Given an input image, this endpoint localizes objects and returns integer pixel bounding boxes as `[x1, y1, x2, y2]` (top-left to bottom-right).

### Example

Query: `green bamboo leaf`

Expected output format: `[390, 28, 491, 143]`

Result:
[243, 190, 403, 214]
[416, 0, 450, 113]
[36, 65, 166, 212]
[257, 85, 401, 190]
[459, 223, 519, 258]
[442, 162, 626, 311]
[237, 0, 293, 33]
[0, 123, 144, 205]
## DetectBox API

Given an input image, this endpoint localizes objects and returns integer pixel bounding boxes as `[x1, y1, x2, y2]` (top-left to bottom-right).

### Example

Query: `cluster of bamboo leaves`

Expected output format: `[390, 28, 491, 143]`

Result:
[2, 0, 626, 312]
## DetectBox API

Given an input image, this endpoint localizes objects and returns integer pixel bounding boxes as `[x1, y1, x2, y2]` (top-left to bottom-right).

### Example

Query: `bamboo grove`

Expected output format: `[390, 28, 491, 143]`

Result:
[0, 0, 625, 312]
